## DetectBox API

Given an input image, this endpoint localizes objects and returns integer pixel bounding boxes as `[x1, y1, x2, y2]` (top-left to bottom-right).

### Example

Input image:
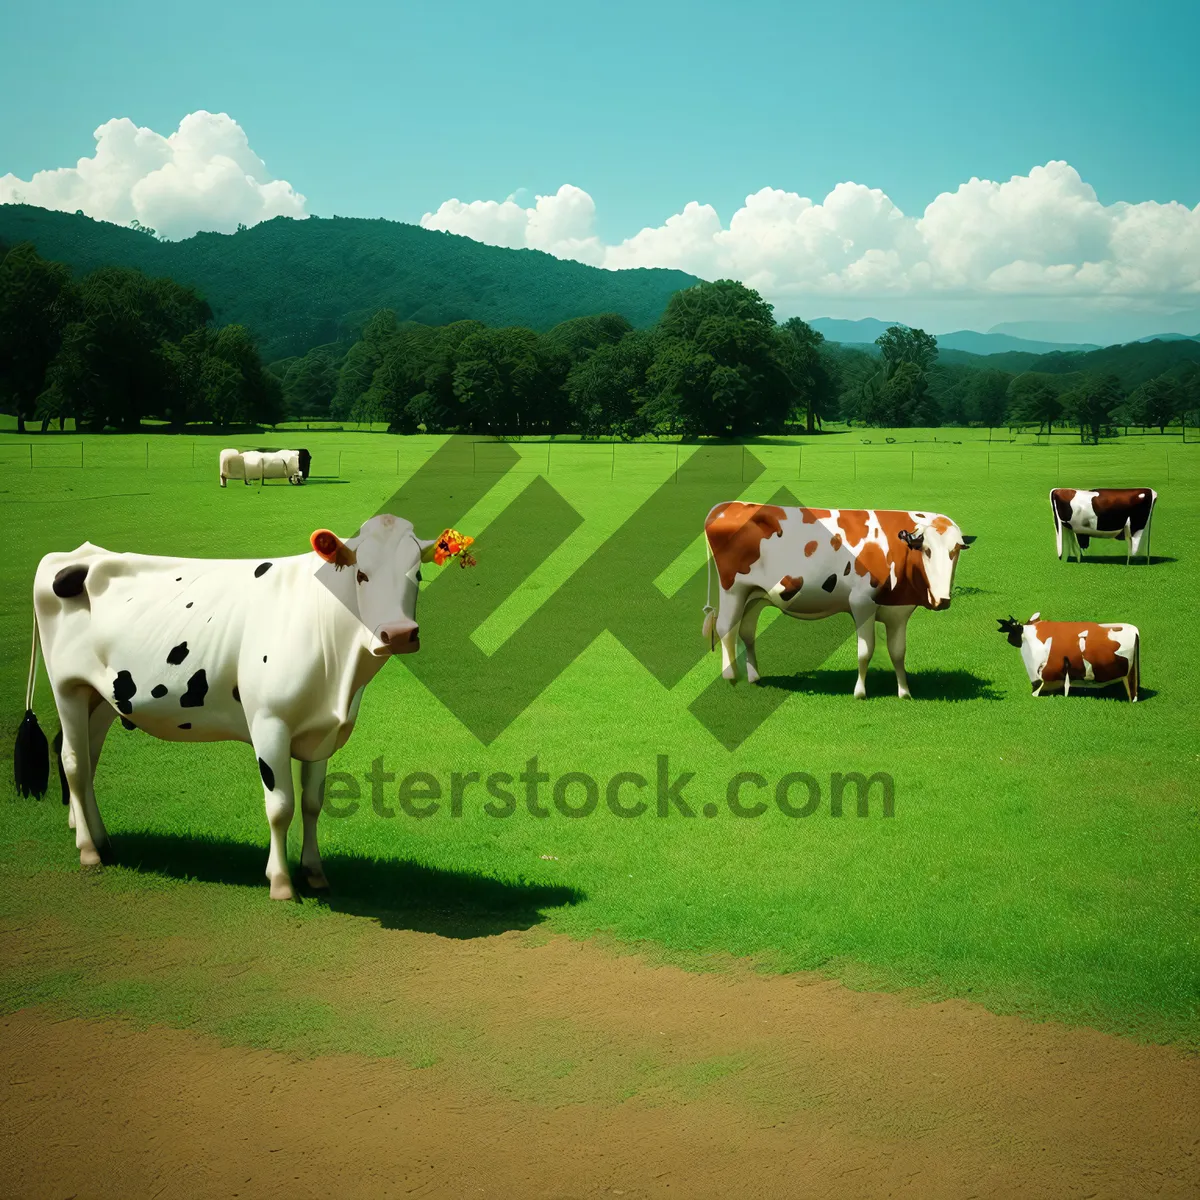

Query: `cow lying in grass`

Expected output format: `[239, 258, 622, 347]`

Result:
[219, 447, 311, 486]
[998, 613, 1141, 701]
[14, 519, 475, 899]
[702, 504, 970, 698]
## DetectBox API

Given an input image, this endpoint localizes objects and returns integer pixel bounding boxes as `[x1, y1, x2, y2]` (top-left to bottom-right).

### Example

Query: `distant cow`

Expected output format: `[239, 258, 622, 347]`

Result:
[15, 515, 474, 899]
[220, 448, 312, 487]
[1050, 488, 1157, 563]
[998, 613, 1140, 701]
[702, 504, 970, 698]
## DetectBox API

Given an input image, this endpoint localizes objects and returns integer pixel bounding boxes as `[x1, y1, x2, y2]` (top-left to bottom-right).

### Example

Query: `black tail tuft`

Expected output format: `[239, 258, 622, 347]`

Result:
[14, 710, 50, 799]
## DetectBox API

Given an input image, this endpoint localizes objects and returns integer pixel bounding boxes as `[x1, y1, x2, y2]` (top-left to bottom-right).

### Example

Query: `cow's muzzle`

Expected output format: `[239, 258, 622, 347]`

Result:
[375, 622, 420, 656]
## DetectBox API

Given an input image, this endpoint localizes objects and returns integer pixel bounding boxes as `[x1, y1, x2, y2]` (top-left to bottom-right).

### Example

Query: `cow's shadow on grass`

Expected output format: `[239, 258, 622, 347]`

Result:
[1063, 555, 1175, 566]
[754, 667, 1003, 701]
[110, 831, 583, 938]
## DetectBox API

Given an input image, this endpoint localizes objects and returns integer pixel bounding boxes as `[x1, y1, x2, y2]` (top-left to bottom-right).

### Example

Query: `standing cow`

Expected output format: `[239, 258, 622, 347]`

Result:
[220, 447, 312, 487]
[998, 613, 1140, 700]
[14, 517, 474, 899]
[1050, 487, 1157, 563]
[702, 504, 970, 698]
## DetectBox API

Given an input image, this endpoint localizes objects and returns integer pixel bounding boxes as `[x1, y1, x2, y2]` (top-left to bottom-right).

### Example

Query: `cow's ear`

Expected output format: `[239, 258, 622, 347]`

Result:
[311, 529, 357, 569]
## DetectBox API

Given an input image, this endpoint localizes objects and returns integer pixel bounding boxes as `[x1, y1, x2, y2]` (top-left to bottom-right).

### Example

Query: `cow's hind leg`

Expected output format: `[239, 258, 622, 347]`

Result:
[716, 588, 750, 682]
[73, 703, 117, 858]
[251, 716, 296, 900]
[55, 686, 105, 866]
[739, 596, 769, 684]
[299, 759, 330, 890]
[879, 605, 916, 699]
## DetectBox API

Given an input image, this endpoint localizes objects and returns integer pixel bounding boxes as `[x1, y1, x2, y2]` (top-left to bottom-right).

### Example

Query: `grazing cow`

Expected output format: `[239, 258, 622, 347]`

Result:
[998, 613, 1140, 701]
[219, 447, 312, 487]
[702, 504, 970, 698]
[15, 516, 474, 899]
[1050, 487, 1157, 563]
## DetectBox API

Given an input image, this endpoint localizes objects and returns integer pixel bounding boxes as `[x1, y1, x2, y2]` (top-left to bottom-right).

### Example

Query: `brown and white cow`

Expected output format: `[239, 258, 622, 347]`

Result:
[1050, 487, 1157, 563]
[998, 613, 1140, 701]
[702, 504, 970, 698]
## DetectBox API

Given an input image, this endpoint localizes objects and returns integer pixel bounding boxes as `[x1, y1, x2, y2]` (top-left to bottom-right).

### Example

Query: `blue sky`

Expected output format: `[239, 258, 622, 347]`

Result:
[2, 0, 1198, 337]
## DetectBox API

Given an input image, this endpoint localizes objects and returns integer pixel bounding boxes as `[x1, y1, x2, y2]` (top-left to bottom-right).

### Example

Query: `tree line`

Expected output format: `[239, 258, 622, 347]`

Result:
[4, 235, 1196, 440]
[0, 241, 282, 432]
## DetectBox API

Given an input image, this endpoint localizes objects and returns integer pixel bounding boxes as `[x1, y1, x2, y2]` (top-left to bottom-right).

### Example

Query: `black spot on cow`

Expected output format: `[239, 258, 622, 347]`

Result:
[255, 562, 272, 578]
[151, 684, 168, 699]
[258, 758, 276, 791]
[843, 561, 851, 576]
[186, 602, 193, 609]
[178, 723, 192, 730]
[52, 565, 88, 598]
[821, 574, 838, 593]
[297, 448, 312, 480]
[121, 717, 136, 731]
[232, 685, 241, 703]
[263, 655, 268, 663]
[167, 642, 189, 665]
[180, 669, 208, 709]
[176, 577, 182, 582]
[112, 671, 137, 715]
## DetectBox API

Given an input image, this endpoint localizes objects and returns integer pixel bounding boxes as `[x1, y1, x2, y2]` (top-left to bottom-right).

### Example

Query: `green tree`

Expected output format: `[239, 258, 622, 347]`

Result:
[875, 325, 938, 374]
[1063, 373, 1122, 444]
[566, 329, 656, 439]
[775, 317, 833, 434]
[1007, 375, 1063, 435]
[1125, 374, 1183, 433]
[0, 243, 80, 433]
[453, 326, 553, 435]
[971, 369, 1013, 430]
[282, 348, 340, 419]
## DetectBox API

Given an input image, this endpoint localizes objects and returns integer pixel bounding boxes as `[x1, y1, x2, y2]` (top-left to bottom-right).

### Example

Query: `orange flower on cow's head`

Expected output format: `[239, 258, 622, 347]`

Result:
[433, 528, 476, 567]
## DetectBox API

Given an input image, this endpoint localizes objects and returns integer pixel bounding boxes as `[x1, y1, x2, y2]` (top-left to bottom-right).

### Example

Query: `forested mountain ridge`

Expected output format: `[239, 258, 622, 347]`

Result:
[0, 205, 701, 362]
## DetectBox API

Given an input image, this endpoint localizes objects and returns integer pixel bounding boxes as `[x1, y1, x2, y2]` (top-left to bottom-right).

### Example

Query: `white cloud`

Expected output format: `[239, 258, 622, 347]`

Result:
[0, 111, 307, 240]
[420, 162, 1200, 305]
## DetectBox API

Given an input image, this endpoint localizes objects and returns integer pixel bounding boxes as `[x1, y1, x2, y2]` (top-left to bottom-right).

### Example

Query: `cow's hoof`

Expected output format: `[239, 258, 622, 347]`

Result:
[79, 846, 102, 867]
[745, 666, 760, 684]
[303, 868, 330, 891]
[853, 688, 867, 700]
[269, 876, 295, 901]
[897, 690, 912, 701]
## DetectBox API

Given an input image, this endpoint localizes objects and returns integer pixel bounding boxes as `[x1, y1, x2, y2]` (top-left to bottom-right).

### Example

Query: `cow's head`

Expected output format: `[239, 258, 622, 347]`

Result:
[897, 515, 970, 610]
[310, 515, 467, 657]
[997, 616, 1025, 648]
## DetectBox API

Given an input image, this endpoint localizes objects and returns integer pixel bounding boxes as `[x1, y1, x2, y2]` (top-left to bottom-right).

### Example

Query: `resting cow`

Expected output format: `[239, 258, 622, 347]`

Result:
[1050, 487, 1157, 563]
[702, 504, 970, 698]
[998, 613, 1140, 701]
[15, 518, 475, 899]
[219, 447, 311, 487]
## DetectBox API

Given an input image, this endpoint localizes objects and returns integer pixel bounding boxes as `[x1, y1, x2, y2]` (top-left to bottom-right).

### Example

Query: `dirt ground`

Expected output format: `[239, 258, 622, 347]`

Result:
[1, 928, 1196, 1199]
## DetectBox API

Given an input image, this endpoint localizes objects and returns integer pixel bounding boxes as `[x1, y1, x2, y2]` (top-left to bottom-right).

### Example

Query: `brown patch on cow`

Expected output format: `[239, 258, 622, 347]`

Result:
[1051, 489, 1076, 524]
[705, 503, 788, 590]
[873, 510, 933, 608]
[799, 508, 832, 525]
[778, 575, 804, 601]
[830, 534, 843, 552]
[1091, 487, 1156, 534]
[804, 540, 818, 557]
[836, 510, 870, 545]
[854, 541, 890, 588]
[1033, 622, 1129, 685]
[930, 516, 953, 535]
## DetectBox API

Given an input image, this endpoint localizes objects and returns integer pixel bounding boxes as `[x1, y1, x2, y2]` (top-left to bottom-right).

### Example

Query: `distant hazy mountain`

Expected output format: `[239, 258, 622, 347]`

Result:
[990, 314, 1200, 346]
[0, 204, 700, 362]
[807, 317, 1097, 355]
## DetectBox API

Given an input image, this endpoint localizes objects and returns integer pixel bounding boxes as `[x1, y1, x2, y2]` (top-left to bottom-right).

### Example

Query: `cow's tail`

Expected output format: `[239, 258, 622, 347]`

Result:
[701, 529, 717, 650]
[14, 610, 49, 799]
[1050, 490, 1064, 559]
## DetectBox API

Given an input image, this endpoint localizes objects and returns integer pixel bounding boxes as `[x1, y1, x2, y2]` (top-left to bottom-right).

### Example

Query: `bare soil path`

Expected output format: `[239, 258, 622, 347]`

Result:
[1, 928, 1196, 1199]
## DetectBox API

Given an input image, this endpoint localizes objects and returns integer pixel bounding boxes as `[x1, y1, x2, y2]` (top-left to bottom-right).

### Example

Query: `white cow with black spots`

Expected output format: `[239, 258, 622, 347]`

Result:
[16, 516, 470, 899]
[219, 447, 311, 486]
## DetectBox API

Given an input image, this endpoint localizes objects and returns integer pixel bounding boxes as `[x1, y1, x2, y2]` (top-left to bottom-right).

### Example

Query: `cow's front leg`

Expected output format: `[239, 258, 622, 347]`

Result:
[716, 587, 750, 682]
[299, 759, 330, 890]
[739, 596, 768, 684]
[851, 604, 877, 699]
[251, 716, 296, 900]
[878, 604, 916, 699]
